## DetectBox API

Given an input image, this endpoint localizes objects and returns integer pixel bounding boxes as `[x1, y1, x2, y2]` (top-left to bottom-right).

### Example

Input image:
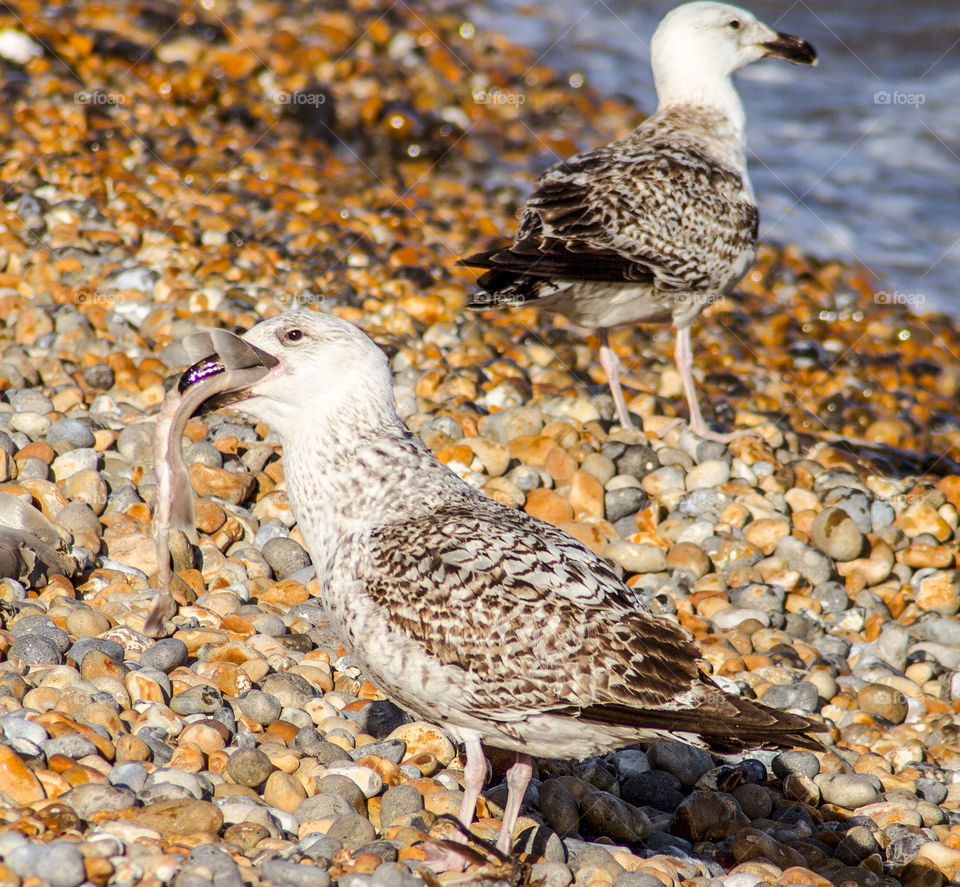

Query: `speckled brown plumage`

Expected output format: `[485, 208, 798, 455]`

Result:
[460, 2, 816, 434]
[175, 307, 824, 858]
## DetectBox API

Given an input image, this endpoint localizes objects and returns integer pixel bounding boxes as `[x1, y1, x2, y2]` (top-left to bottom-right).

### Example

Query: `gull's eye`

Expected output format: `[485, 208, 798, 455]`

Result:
[281, 328, 304, 344]
[728, 19, 741, 29]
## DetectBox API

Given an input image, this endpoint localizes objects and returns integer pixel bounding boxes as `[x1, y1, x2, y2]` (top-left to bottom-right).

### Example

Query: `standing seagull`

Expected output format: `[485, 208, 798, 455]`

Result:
[460, 1, 816, 435]
[172, 308, 823, 865]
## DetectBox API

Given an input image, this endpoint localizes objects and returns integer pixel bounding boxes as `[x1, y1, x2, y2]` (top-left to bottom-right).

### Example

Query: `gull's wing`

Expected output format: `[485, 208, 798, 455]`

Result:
[462, 122, 758, 300]
[360, 503, 821, 751]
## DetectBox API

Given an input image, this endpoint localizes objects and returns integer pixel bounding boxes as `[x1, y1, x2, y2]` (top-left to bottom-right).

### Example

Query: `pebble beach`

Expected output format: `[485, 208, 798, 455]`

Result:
[1, 2, 960, 887]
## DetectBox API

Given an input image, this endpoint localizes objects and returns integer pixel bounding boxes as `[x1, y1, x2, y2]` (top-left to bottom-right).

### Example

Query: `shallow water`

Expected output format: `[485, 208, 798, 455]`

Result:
[469, 0, 960, 315]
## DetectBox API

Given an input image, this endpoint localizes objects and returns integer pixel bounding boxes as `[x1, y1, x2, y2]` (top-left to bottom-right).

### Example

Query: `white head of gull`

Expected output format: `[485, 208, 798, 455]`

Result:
[461, 1, 816, 439]
[176, 307, 823, 867]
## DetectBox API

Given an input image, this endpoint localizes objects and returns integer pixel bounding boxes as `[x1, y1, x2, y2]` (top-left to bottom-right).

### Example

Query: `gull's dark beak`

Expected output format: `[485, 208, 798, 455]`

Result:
[762, 32, 817, 66]
[178, 330, 279, 409]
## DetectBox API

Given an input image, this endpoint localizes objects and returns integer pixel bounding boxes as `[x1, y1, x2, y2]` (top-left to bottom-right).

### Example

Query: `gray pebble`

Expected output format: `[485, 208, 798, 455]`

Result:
[772, 750, 820, 780]
[47, 417, 96, 450]
[729, 583, 785, 612]
[238, 689, 283, 725]
[916, 778, 948, 804]
[761, 681, 820, 713]
[370, 862, 422, 887]
[355, 840, 398, 863]
[83, 363, 114, 390]
[109, 762, 149, 793]
[815, 773, 880, 809]
[185, 441, 223, 468]
[315, 774, 365, 813]
[884, 826, 930, 866]
[357, 700, 412, 739]
[619, 771, 684, 812]
[7, 840, 86, 887]
[478, 406, 543, 444]
[248, 613, 288, 637]
[259, 672, 318, 708]
[811, 581, 849, 614]
[326, 812, 377, 851]
[530, 862, 573, 887]
[870, 498, 896, 532]
[5, 388, 53, 414]
[62, 783, 135, 820]
[42, 733, 97, 760]
[1, 714, 47, 746]
[538, 778, 581, 834]
[350, 738, 406, 764]
[8, 634, 62, 665]
[255, 523, 289, 548]
[582, 791, 649, 842]
[646, 740, 713, 786]
[379, 784, 424, 828]
[140, 782, 196, 805]
[140, 637, 189, 672]
[731, 783, 773, 820]
[836, 824, 882, 864]
[299, 833, 342, 864]
[145, 767, 206, 799]
[294, 793, 355, 825]
[178, 844, 240, 887]
[227, 746, 274, 788]
[613, 874, 669, 887]
[776, 535, 834, 585]
[262, 536, 312, 579]
[261, 858, 331, 887]
[605, 487, 646, 523]
[171, 684, 223, 716]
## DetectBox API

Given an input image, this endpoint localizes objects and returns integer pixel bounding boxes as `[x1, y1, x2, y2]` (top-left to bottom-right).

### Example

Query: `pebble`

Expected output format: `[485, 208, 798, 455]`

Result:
[810, 505, 866, 560]
[140, 637, 189, 672]
[815, 773, 881, 809]
[227, 747, 276, 788]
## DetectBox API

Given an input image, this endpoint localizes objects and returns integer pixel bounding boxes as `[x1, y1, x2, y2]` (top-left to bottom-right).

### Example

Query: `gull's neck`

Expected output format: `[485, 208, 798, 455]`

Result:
[653, 68, 747, 167]
[275, 409, 461, 575]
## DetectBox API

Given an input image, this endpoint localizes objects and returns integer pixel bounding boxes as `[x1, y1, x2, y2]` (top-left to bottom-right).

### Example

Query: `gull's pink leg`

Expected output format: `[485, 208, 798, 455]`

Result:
[673, 323, 753, 443]
[496, 753, 533, 855]
[457, 735, 486, 827]
[599, 328, 634, 429]
[422, 735, 486, 873]
[675, 323, 706, 436]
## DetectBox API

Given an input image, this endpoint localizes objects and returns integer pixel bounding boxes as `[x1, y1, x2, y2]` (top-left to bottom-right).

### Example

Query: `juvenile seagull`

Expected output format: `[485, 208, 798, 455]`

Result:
[175, 309, 823, 863]
[460, 1, 816, 435]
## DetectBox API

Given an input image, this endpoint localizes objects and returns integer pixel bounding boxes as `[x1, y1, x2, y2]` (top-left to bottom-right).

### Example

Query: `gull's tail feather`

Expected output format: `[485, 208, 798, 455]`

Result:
[577, 673, 826, 754]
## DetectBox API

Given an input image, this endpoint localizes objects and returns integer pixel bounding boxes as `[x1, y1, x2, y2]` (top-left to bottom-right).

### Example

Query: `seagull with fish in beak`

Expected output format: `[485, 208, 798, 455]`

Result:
[149, 307, 823, 867]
